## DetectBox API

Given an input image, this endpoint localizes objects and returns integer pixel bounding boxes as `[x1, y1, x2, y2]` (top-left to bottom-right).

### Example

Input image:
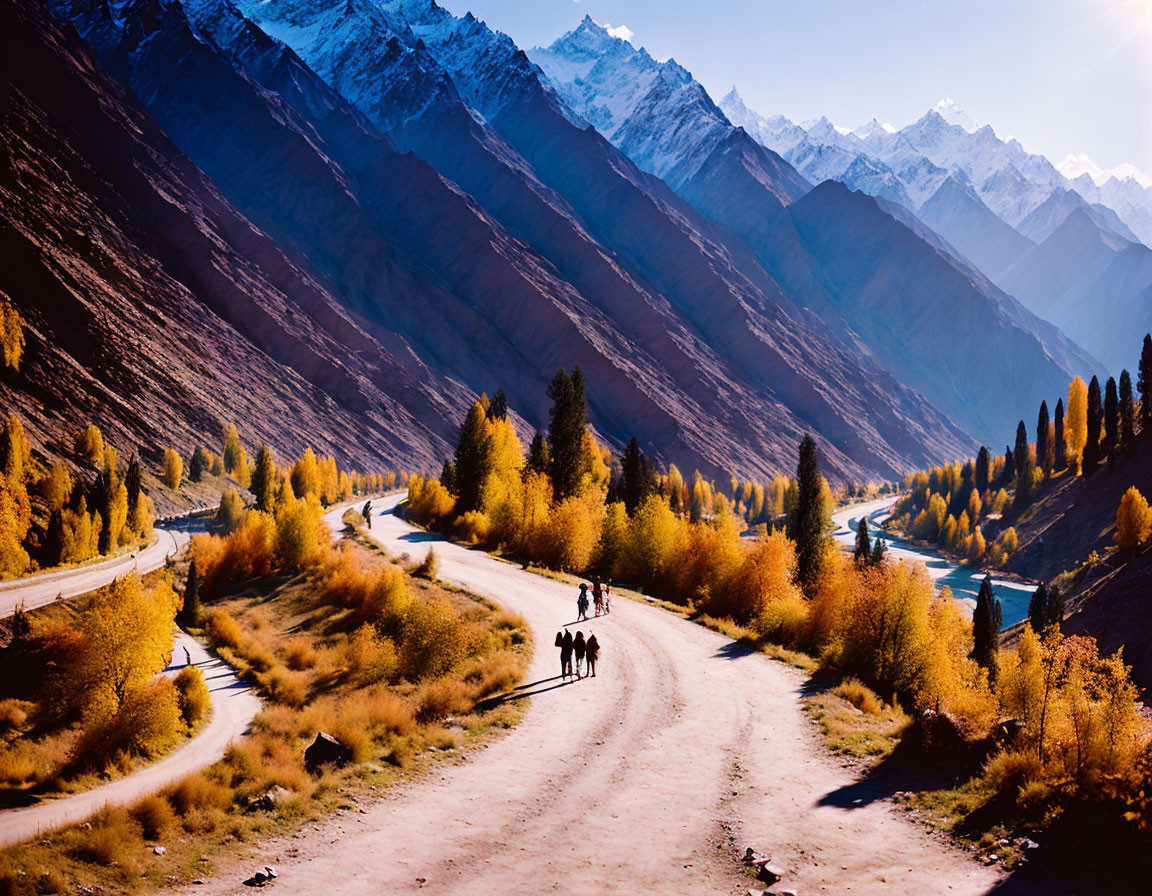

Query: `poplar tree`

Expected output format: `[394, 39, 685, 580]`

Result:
[621, 437, 652, 514]
[223, 424, 244, 474]
[1104, 376, 1119, 463]
[1138, 333, 1152, 429]
[1028, 584, 1048, 633]
[790, 435, 826, 590]
[251, 445, 277, 512]
[1066, 378, 1088, 473]
[975, 446, 990, 493]
[1119, 369, 1135, 453]
[1002, 445, 1015, 483]
[1054, 399, 1066, 472]
[179, 557, 201, 627]
[972, 576, 1002, 678]
[1084, 375, 1103, 473]
[1036, 401, 1050, 477]
[1014, 421, 1034, 507]
[870, 536, 886, 566]
[854, 517, 871, 565]
[547, 368, 587, 501]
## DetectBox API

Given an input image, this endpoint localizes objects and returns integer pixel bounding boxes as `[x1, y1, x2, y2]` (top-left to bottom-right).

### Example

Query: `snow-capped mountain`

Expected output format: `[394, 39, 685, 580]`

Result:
[721, 89, 1152, 247]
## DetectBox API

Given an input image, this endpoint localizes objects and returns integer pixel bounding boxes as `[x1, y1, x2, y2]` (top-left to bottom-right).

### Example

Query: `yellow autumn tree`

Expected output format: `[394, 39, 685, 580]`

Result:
[163, 448, 183, 489]
[1065, 376, 1088, 473]
[1116, 487, 1152, 551]
[78, 423, 104, 466]
[0, 297, 25, 373]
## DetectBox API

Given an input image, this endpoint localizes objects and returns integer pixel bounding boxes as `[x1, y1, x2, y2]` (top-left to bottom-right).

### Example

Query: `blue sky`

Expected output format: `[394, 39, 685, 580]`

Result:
[440, 0, 1152, 175]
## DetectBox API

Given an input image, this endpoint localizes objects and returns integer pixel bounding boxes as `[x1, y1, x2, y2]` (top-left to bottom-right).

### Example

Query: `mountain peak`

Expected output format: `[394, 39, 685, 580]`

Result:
[932, 97, 977, 132]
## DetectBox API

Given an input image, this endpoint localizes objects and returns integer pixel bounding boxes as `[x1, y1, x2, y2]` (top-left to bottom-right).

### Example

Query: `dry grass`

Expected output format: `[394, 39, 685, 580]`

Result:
[803, 684, 910, 761]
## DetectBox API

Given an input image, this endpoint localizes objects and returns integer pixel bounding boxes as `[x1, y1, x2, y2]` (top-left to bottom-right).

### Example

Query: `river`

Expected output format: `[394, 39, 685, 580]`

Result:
[830, 496, 1036, 626]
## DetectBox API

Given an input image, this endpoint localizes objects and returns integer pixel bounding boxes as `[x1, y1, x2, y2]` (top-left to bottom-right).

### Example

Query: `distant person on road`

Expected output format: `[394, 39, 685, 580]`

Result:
[573, 631, 587, 678]
[592, 576, 604, 616]
[184, 645, 192, 667]
[561, 630, 574, 679]
[362, 500, 373, 530]
[585, 634, 600, 677]
[577, 583, 590, 621]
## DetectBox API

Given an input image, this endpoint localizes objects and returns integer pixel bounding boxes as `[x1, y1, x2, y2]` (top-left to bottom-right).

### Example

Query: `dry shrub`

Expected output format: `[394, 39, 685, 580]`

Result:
[220, 734, 311, 803]
[169, 773, 231, 833]
[462, 650, 521, 699]
[323, 549, 409, 624]
[191, 512, 276, 598]
[175, 665, 210, 729]
[284, 637, 317, 671]
[399, 597, 467, 680]
[72, 678, 182, 771]
[74, 807, 141, 868]
[205, 608, 243, 650]
[416, 677, 474, 723]
[414, 548, 440, 581]
[260, 666, 308, 708]
[983, 748, 1045, 796]
[131, 793, 176, 840]
[345, 625, 398, 684]
[833, 677, 884, 716]
[453, 510, 490, 545]
[0, 742, 40, 787]
[0, 699, 30, 731]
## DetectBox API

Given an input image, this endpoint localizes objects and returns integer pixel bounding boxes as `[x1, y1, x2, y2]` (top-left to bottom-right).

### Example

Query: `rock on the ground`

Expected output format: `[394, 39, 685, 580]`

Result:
[304, 732, 352, 773]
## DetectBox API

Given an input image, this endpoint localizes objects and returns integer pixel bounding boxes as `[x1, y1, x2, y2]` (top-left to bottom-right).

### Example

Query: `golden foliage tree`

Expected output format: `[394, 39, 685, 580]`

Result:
[79, 423, 104, 467]
[1065, 376, 1088, 473]
[163, 448, 183, 490]
[0, 297, 25, 373]
[1116, 487, 1152, 551]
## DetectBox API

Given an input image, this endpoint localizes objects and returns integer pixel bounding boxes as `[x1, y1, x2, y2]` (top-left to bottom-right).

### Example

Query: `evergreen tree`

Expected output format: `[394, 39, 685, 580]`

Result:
[1014, 421, 1034, 507]
[854, 517, 871, 565]
[1138, 333, 1152, 429]
[1002, 445, 1015, 483]
[454, 401, 492, 514]
[621, 437, 652, 514]
[179, 557, 201, 628]
[789, 435, 826, 590]
[223, 424, 244, 474]
[251, 445, 277, 512]
[972, 576, 1002, 677]
[975, 446, 990, 493]
[125, 455, 142, 514]
[527, 431, 550, 475]
[1044, 586, 1064, 632]
[1084, 375, 1103, 473]
[547, 368, 587, 501]
[189, 446, 205, 483]
[486, 389, 508, 422]
[1054, 399, 1066, 472]
[1120, 369, 1135, 453]
[1104, 376, 1119, 464]
[870, 536, 886, 566]
[1028, 584, 1048, 633]
[1036, 401, 1050, 477]
[439, 458, 457, 494]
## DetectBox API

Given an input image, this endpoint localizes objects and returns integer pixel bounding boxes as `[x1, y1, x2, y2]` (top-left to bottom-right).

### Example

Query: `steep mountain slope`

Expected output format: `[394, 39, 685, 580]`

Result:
[214, 0, 974, 479]
[0, 0, 452, 471]
[531, 18, 1098, 445]
[917, 176, 1036, 278]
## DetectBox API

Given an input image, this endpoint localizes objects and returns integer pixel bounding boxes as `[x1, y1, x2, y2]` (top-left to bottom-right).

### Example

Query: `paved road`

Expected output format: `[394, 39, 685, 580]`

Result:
[192, 495, 1003, 896]
[0, 497, 377, 847]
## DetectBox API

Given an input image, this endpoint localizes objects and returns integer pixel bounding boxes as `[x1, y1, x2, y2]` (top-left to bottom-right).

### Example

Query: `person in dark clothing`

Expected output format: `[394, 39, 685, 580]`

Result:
[577, 584, 590, 621]
[561, 630, 574, 679]
[585, 634, 600, 677]
[555, 631, 566, 678]
[592, 577, 604, 616]
[573, 631, 587, 678]
[362, 500, 373, 530]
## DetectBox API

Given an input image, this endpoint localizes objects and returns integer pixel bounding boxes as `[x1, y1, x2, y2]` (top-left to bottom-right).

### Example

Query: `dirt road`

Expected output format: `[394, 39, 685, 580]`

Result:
[193, 495, 1002, 896]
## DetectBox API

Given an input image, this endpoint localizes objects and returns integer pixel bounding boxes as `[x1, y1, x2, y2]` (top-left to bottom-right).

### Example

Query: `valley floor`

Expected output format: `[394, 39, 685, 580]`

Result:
[188, 495, 1002, 896]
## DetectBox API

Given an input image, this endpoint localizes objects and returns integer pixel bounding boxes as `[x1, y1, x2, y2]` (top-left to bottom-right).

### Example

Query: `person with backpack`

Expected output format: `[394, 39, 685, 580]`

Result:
[576, 584, 590, 621]
[560, 629, 574, 679]
[592, 576, 604, 616]
[573, 631, 587, 678]
[362, 500, 373, 530]
[585, 634, 600, 677]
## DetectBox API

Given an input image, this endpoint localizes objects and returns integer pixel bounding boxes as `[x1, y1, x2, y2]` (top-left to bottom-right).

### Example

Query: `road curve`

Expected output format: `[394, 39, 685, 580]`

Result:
[191, 495, 1003, 896]
[0, 526, 191, 619]
[0, 498, 375, 847]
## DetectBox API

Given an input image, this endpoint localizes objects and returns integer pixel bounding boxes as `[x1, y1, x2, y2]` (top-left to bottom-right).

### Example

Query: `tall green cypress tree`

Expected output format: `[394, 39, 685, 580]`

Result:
[621, 437, 652, 514]
[790, 435, 826, 590]
[854, 517, 871, 565]
[439, 459, 457, 494]
[972, 576, 1002, 677]
[1002, 445, 1015, 483]
[1104, 376, 1119, 463]
[975, 446, 990, 493]
[1045, 586, 1064, 632]
[547, 368, 587, 501]
[1084, 375, 1103, 473]
[1014, 421, 1034, 507]
[1054, 399, 1066, 472]
[251, 445, 277, 512]
[487, 389, 508, 421]
[1028, 584, 1048, 633]
[189, 446, 205, 483]
[527, 431, 550, 475]
[454, 401, 493, 514]
[1138, 334, 1152, 429]
[1119, 369, 1135, 453]
[1036, 401, 1050, 477]
[179, 557, 201, 628]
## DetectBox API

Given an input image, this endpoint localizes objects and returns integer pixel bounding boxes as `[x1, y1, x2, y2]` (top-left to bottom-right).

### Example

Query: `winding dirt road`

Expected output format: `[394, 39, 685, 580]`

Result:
[194, 495, 1003, 896]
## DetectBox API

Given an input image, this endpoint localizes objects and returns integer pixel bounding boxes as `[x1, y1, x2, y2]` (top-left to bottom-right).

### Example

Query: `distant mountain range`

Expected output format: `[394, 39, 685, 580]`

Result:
[0, 0, 1122, 482]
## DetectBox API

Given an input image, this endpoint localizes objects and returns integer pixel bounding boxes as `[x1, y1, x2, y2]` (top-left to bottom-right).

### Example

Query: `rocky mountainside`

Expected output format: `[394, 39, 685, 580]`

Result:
[0, 0, 454, 472]
[18, 0, 984, 483]
[531, 18, 1099, 444]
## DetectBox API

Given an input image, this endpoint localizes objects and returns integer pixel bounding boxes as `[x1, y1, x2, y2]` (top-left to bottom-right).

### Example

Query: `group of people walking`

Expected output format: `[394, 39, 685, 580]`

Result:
[575, 577, 610, 620]
[555, 628, 600, 679]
